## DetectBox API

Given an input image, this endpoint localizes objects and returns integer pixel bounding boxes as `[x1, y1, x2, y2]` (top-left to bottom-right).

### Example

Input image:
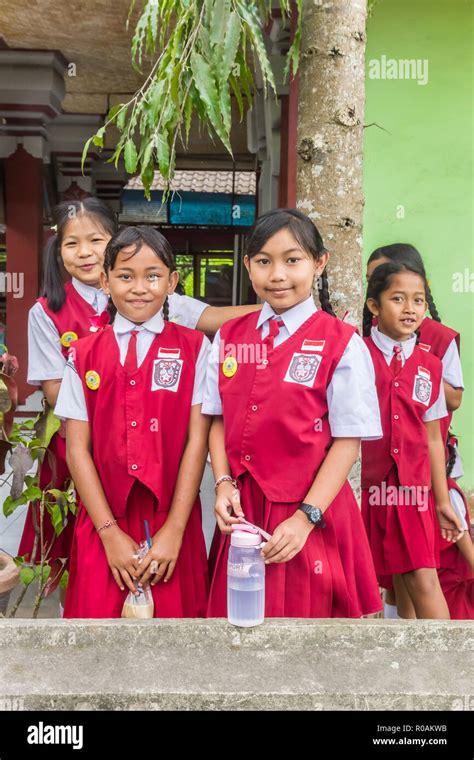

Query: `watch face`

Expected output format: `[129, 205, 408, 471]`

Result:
[309, 508, 322, 524]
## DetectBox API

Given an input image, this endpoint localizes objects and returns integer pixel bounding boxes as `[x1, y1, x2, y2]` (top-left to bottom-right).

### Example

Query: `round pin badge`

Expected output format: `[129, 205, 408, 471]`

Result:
[85, 370, 100, 390]
[60, 331, 78, 348]
[222, 356, 238, 378]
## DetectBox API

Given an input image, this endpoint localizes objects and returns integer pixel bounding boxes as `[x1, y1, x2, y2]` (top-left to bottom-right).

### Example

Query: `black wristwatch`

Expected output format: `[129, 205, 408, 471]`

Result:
[298, 503, 326, 528]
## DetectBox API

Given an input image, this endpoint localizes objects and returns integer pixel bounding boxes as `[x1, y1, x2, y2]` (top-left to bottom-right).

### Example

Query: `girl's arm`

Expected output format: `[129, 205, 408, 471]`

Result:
[136, 405, 211, 585]
[443, 382, 462, 412]
[263, 438, 360, 564]
[42, 379, 62, 408]
[425, 419, 464, 543]
[66, 418, 140, 594]
[196, 304, 261, 334]
[207, 415, 245, 534]
[455, 532, 474, 572]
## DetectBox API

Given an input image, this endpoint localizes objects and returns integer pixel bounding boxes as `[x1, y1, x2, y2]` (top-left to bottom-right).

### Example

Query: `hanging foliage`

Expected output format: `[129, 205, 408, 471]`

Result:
[82, 0, 302, 199]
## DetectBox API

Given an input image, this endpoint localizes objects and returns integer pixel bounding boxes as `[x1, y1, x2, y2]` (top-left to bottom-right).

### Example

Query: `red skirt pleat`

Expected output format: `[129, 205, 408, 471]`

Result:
[64, 480, 209, 618]
[361, 466, 440, 589]
[17, 431, 75, 585]
[438, 480, 473, 620]
[206, 473, 382, 619]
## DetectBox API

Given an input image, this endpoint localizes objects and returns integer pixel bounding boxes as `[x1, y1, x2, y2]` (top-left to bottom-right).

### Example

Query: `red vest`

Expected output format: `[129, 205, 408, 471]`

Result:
[219, 310, 356, 502]
[38, 281, 105, 358]
[419, 316, 461, 446]
[361, 337, 443, 488]
[73, 322, 204, 517]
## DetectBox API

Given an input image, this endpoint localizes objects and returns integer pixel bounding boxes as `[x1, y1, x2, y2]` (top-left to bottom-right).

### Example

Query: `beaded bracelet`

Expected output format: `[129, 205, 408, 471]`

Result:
[97, 519, 118, 534]
[214, 475, 238, 493]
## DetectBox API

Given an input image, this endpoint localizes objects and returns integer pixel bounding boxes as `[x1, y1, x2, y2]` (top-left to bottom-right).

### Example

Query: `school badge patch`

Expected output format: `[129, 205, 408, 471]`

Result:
[283, 352, 321, 387]
[85, 370, 100, 390]
[222, 356, 238, 378]
[412, 366, 432, 406]
[151, 347, 183, 393]
[60, 331, 78, 348]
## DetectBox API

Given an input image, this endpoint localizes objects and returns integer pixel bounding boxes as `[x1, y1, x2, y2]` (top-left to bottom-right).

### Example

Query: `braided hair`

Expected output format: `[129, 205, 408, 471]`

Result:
[104, 225, 176, 323]
[367, 243, 441, 322]
[245, 208, 336, 316]
[446, 433, 457, 477]
[363, 261, 428, 337]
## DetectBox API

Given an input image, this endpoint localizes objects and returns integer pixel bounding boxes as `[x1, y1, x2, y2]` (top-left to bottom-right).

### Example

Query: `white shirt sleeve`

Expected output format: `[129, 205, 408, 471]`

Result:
[327, 333, 383, 440]
[202, 330, 222, 415]
[27, 302, 67, 385]
[423, 382, 448, 422]
[191, 336, 211, 405]
[54, 356, 89, 422]
[441, 338, 464, 389]
[167, 292, 209, 330]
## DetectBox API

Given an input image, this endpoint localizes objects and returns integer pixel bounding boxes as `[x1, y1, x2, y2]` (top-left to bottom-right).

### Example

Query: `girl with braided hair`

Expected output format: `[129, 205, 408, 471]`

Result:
[203, 209, 383, 618]
[361, 261, 466, 619]
[55, 226, 211, 617]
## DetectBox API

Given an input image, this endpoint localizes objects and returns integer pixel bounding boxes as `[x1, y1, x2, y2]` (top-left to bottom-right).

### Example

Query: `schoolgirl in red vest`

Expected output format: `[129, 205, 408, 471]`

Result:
[361, 261, 465, 619]
[203, 209, 383, 618]
[365, 245, 470, 619]
[19, 198, 117, 610]
[55, 226, 211, 617]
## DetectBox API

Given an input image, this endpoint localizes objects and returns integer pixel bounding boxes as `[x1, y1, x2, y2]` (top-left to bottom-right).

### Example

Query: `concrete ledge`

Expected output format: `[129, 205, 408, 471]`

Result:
[1, 619, 473, 711]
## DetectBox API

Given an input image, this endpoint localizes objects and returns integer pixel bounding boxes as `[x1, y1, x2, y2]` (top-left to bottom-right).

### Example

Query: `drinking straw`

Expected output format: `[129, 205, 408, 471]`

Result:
[144, 520, 152, 549]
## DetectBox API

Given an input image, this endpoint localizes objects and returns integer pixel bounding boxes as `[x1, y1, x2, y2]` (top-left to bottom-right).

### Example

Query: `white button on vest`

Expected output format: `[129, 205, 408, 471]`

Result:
[244, 455, 251, 461]
[131, 421, 137, 427]
[393, 449, 399, 454]
[394, 415, 399, 420]
[130, 380, 136, 386]
[251, 405, 258, 411]
[394, 382, 399, 387]
[131, 464, 138, 470]
[262, 359, 269, 365]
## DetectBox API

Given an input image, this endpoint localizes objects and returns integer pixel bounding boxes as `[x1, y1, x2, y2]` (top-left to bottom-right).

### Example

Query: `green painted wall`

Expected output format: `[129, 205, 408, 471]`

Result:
[364, 0, 473, 489]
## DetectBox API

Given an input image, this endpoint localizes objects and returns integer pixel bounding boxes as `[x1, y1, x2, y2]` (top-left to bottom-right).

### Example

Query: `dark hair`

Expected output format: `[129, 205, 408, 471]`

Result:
[363, 261, 428, 339]
[42, 198, 118, 312]
[367, 243, 441, 322]
[245, 208, 335, 316]
[446, 434, 457, 477]
[104, 225, 177, 321]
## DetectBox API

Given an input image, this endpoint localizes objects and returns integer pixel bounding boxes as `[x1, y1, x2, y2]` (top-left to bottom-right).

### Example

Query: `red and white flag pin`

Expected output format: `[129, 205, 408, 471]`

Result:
[301, 339, 325, 353]
[158, 347, 181, 359]
[417, 366, 431, 379]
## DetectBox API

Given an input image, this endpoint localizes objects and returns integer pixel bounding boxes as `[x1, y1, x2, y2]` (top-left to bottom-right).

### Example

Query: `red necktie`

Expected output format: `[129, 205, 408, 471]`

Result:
[263, 318, 284, 351]
[124, 329, 139, 373]
[390, 344, 403, 376]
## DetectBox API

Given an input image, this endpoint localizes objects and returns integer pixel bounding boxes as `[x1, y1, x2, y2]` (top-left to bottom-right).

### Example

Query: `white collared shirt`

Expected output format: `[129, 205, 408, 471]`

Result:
[203, 295, 383, 440]
[27, 283, 209, 385]
[370, 326, 448, 422]
[55, 312, 211, 421]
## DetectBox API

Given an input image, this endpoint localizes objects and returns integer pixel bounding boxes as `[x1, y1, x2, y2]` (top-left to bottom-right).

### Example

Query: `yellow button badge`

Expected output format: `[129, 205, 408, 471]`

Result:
[60, 331, 78, 348]
[85, 370, 100, 390]
[222, 356, 238, 378]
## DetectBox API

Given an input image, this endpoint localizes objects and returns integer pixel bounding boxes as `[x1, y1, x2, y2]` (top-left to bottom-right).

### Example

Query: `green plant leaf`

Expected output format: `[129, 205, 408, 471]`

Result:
[19, 567, 35, 586]
[23, 485, 42, 501]
[124, 139, 139, 174]
[34, 407, 61, 451]
[3, 493, 27, 517]
[81, 137, 93, 173]
[92, 126, 106, 148]
[60, 569, 69, 590]
[222, 11, 242, 81]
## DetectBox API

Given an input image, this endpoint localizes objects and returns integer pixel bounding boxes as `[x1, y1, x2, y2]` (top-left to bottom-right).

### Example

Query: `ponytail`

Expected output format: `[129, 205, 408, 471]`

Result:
[362, 303, 374, 337]
[426, 284, 441, 322]
[41, 235, 67, 312]
[163, 296, 170, 322]
[317, 269, 336, 317]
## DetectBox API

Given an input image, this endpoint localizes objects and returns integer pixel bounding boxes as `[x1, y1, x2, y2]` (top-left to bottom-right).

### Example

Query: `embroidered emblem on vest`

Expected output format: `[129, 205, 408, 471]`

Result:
[151, 351, 183, 391]
[301, 339, 325, 353]
[412, 366, 432, 406]
[85, 370, 100, 390]
[284, 352, 321, 387]
[60, 331, 78, 348]
[222, 356, 238, 377]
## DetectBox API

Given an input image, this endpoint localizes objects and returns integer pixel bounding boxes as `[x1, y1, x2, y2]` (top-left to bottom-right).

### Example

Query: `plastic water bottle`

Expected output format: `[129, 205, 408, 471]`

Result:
[227, 529, 265, 627]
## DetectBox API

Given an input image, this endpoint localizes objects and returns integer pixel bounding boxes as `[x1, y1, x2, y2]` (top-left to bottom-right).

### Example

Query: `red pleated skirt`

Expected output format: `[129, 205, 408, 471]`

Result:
[438, 481, 473, 620]
[17, 431, 75, 589]
[207, 472, 382, 618]
[64, 480, 209, 618]
[361, 466, 440, 589]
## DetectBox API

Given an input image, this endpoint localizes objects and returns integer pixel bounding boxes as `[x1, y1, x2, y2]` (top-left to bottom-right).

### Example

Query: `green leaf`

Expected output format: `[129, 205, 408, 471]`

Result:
[92, 126, 106, 148]
[3, 494, 27, 517]
[41, 565, 51, 584]
[106, 103, 122, 123]
[184, 95, 193, 142]
[124, 139, 139, 174]
[156, 133, 171, 179]
[222, 11, 242, 82]
[210, 0, 231, 47]
[34, 407, 61, 451]
[60, 569, 69, 591]
[229, 73, 244, 120]
[19, 567, 35, 586]
[81, 137, 93, 174]
[117, 105, 129, 132]
[219, 82, 232, 135]
[23, 485, 42, 501]
[49, 503, 65, 537]
[191, 50, 231, 152]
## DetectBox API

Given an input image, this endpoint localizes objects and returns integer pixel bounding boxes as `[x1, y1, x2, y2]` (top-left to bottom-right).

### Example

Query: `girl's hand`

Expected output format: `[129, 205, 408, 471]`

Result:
[262, 511, 314, 565]
[100, 528, 140, 594]
[135, 522, 184, 586]
[214, 481, 244, 534]
[436, 502, 464, 543]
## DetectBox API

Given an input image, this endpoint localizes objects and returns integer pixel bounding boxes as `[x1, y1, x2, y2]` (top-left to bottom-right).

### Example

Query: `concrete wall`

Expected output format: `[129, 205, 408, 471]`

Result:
[364, 0, 473, 491]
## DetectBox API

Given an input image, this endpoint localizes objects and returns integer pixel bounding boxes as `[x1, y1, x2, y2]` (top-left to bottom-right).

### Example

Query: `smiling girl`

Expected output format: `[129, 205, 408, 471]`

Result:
[55, 226, 210, 617]
[203, 209, 383, 618]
